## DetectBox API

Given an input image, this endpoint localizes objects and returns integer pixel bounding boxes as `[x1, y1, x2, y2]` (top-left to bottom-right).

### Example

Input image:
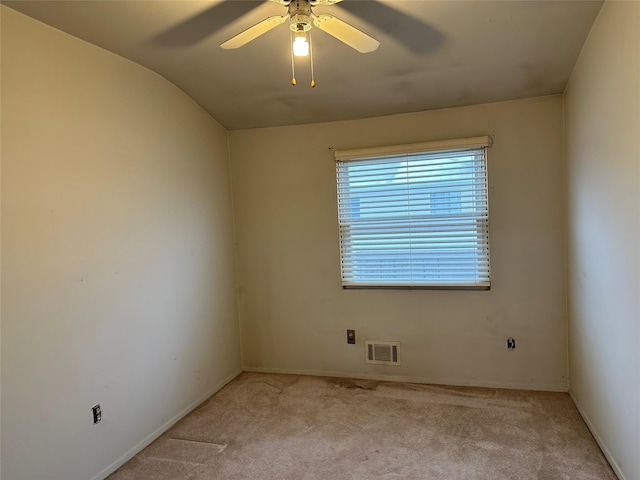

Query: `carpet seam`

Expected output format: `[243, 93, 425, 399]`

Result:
[91, 367, 242, 480]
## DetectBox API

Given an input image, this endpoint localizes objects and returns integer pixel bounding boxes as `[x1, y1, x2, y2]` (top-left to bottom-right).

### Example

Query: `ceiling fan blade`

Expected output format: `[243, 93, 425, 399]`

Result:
[313, 14, 379, 53]
[221, 15, 287, 49]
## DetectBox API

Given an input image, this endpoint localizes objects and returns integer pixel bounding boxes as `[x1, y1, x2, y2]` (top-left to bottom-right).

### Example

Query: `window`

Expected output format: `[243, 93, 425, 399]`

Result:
[335, 137, 491, 288]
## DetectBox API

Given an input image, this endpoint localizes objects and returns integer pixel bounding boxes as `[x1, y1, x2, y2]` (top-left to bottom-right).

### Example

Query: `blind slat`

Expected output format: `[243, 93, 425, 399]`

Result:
[337, 161, 486, 181]
[337, 178, 487, 195]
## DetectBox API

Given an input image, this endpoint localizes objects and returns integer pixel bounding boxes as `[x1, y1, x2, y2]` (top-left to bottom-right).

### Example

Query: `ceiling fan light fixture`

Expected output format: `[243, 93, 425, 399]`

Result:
[293, 31, 309, 56]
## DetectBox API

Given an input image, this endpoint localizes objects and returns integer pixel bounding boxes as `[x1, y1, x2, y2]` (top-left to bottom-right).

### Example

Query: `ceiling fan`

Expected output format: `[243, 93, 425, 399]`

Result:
[221, 0, 379, 53]
[220, 0, 379, 86]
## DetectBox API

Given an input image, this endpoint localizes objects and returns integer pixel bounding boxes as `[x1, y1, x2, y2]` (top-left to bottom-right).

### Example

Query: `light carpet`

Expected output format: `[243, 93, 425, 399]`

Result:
[107, 372, 616, 479]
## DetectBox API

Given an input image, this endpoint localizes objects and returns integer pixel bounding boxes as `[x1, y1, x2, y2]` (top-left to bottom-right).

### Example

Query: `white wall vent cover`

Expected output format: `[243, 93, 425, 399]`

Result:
[365, 341, 401, 366]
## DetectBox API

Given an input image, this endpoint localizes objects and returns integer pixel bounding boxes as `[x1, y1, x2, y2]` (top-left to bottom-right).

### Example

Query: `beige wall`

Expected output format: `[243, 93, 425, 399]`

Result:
[230, 95, 568, 391]
[9, 3, 637, 479]
[1, 7, 241, 480]
[565, 2, 640, 480]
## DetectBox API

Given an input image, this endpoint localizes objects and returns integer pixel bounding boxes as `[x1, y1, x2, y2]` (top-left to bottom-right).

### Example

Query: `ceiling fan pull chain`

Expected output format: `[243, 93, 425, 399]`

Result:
[309, 31, 316, 87]
[291, 30, 297, 85]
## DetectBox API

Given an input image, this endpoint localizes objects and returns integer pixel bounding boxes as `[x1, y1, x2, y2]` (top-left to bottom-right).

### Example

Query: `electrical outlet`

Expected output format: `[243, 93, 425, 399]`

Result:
[92, 404, 102, 424]
[507, 337, 516, 350]
[347, 329, 356, 344]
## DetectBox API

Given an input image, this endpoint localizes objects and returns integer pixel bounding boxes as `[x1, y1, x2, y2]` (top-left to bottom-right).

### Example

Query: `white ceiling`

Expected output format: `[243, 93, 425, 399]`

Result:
[4, 0, 603, 130]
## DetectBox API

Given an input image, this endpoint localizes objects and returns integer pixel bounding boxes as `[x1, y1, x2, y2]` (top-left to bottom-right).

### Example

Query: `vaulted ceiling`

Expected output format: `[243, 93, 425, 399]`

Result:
[4, 0, 603, 130]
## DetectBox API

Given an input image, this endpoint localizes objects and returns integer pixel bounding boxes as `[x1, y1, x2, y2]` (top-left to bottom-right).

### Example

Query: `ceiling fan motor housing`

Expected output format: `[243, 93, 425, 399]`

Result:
[289, 0, 313, 32]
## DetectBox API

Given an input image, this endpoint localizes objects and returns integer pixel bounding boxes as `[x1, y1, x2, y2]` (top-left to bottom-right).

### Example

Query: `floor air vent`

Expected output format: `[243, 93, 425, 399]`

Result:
[365, 341, 401, 366]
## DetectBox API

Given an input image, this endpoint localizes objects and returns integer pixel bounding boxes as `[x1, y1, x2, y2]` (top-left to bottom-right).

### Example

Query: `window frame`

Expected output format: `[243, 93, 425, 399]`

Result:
[334, 136, 492, 290]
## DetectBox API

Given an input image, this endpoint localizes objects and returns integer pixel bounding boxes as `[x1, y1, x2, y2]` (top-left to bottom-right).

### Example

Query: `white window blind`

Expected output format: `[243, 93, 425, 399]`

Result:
[335, 137, 491, 288]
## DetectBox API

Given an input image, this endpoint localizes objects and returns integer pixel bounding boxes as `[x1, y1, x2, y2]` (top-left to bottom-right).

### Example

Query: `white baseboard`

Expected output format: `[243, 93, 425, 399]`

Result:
[242, 366, 568, 392]
[91, 368, 243, 480]
[569, 390, 626, 480]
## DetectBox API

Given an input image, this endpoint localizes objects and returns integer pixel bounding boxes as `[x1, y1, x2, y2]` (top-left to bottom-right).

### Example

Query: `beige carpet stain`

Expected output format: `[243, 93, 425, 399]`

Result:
[107, 373, 617, 479]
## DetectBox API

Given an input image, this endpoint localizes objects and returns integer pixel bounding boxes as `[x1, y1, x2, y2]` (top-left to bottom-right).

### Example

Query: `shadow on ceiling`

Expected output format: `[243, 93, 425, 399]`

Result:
[336, 1, 444, 55]
[153, 1, 263, 47]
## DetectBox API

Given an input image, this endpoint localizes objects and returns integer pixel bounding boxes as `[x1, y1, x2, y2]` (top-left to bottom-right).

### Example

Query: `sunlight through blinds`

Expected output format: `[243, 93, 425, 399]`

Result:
[335, 137, 491, 288]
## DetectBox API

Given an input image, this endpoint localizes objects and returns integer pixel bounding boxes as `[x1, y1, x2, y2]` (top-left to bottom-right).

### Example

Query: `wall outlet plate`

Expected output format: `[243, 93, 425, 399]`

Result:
[92, 404, 102, 424]
[347, 329, 356, 344]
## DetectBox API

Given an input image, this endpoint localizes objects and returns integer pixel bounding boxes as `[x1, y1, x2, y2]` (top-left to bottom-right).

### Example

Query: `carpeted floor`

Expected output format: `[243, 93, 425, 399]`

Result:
[107, 373, 617, 479]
